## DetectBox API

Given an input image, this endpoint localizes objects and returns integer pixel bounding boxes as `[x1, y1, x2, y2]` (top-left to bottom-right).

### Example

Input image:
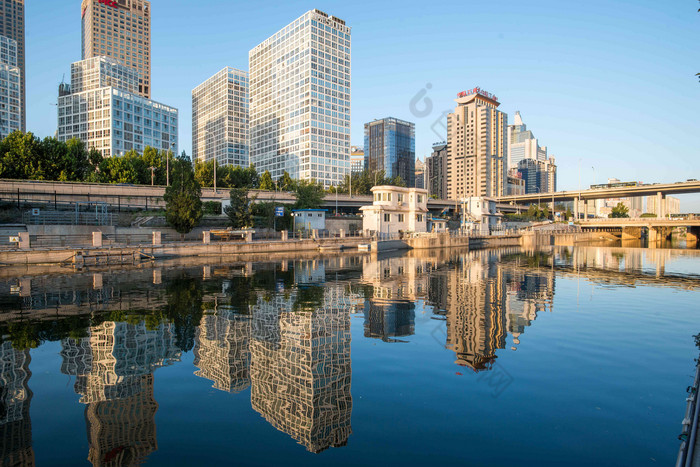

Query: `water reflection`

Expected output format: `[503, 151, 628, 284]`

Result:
[0, 247, 699, 463]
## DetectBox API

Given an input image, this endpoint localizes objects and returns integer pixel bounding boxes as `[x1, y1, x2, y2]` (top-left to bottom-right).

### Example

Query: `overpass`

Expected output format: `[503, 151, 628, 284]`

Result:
[578, 217, 700, 243]
[497, 180, 700, 218]
[0, 179, 461, 215]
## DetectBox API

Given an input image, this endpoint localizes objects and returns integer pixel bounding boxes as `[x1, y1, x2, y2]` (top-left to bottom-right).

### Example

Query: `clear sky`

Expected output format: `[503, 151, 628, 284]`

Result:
[25, 0, 700, 208]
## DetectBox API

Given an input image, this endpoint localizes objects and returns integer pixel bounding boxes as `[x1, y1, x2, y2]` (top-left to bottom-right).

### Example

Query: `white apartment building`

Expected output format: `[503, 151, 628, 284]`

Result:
[57, 57, 178, 157]
[508, 111, 547, 168]
[0, 35, 21, 139]
[360, 185, 428, 236]
[461, 196, 502, 233]
[249, 9, 351, 187]
[192, 67, 249, 167]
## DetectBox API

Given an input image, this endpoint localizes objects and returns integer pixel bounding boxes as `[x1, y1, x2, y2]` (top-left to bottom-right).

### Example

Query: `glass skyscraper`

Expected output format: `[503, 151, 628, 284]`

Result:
[249, 9, 351, 187]
[364, 117, 416, 187]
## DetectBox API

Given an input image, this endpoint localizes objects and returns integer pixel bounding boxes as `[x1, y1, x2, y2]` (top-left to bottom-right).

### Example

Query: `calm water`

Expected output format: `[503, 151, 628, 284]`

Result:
[1, 246, 699, 466]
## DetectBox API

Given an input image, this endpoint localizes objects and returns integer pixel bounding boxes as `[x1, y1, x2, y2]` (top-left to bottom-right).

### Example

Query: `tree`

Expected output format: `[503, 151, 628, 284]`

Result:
[229, 164, 260, 189]
[259, 170, 275, 190]
[164, 155, 202, 235]
[610, 202, 630, 218]
[294, 179, 325, 210]
[225, 188, 254, 228]
[278, 171, 295, 191]
[566, 207, 573, 220]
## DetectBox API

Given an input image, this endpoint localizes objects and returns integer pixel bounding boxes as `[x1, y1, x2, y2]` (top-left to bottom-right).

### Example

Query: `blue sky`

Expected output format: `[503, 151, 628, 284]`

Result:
[25, 0, 700, 207]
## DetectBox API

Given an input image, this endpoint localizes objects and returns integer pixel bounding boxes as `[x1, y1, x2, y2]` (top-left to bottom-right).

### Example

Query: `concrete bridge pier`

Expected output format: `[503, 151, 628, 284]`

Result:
[621, 227, 642, 240]
[687, 226, 700, 247]
[649, 226, 672, 243]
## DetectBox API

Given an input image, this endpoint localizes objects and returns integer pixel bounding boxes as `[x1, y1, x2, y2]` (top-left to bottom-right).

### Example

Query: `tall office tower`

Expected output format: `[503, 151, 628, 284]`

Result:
[516, 157, 557, 194]
[507, 111, 547, 168]
[81, 0, 151, 98]
[249, 9, 351, 187]
[58, 57, 178, 157]
[0, 0, 24, 131]
[364, 117, 416, 187]
[426, 142, 448, 200]
[0, 36, 21, 139]
[192, 67, 249, 167]
[446, 88, 507, 200]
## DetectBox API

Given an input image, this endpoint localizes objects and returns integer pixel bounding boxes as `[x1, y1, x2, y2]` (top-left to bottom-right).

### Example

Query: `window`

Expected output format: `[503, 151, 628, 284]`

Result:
[398, 194, 403, 202]
[398, 214, 405, 222]
[384, 213, 391, 222]
[416, 214, 423, 222]
[417, 195, 423, 203]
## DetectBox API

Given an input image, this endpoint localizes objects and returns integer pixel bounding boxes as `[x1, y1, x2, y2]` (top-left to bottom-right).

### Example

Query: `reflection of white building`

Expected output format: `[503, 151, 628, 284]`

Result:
[360, 185, 428, 236]
[0, 341, 34, 466]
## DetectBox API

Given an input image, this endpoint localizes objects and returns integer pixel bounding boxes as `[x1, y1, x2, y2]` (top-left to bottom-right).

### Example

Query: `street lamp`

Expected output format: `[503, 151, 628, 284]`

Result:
[149, 166, 156, 186]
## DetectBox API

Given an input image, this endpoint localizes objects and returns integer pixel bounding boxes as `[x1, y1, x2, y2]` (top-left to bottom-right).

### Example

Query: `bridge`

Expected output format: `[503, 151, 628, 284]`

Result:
[578, 217, 700, 242]
[497, 180, 700, 219]
[0, 179, 462, 215]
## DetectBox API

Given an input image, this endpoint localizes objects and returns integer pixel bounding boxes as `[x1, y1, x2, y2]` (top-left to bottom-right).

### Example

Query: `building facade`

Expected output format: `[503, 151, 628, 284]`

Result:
[360, 185, 428, 236]
[415, 158, 425, 189]
[364, 117, 416, 187]
[0, 35, 21, 139]
[426, 142, 448, 200]
[446, 88, 507, 200]
[350, 145, 364, 173]
[249, 9, 351, 187]
[0, 0, 24, 131]
[516, 157, 557, 194]
[192, 67, 249, 167]
[57, 57, 178, 157]
[81, 0, 151, 98]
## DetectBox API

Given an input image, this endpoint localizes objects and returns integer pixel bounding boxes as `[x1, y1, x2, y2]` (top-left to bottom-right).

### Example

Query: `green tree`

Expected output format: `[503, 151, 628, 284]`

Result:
[259, 170, 274, 190]
[278, 171, 295, 191]
[225, 188, 254, 228]
[0, 131, 42, 180]
[566, 207, 573, 220]
[294, 179, 324, 209]
[610, 202, 630, 218]
[164, 155, 203, 235]
[194, 159, 216, 187]
[229, 164, 260, 189]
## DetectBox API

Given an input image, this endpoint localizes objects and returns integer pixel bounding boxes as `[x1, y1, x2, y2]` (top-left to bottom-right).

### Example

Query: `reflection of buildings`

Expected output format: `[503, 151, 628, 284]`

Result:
[85, 375, 158, 467]
[60, 321, 181, 466]
[194, 307, 251, 393]
[361, 255, 433, 342]
[249, 285, 353, 453]
[0, 341, 34, 466]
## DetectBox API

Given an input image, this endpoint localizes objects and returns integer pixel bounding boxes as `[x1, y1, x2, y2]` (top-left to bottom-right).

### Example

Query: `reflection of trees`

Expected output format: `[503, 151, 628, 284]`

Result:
[293, 285, 325, 312]
[163, 275, 204, 353]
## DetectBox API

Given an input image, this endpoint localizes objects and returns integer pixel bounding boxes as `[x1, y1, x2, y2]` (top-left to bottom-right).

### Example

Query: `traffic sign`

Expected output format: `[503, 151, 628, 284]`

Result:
[275, 207, 285, 217]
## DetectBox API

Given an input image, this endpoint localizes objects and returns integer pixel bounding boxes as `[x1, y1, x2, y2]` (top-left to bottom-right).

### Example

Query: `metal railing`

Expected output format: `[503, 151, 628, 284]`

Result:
[22, 210, 115, 226]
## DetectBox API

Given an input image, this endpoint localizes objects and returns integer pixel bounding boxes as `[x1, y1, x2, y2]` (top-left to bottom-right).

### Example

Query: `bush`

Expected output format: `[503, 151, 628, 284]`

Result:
[202, 201, 222, 215]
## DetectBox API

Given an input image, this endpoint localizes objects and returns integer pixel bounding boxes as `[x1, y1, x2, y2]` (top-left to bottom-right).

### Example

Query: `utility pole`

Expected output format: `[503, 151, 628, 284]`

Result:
[149, 166, 156, 186]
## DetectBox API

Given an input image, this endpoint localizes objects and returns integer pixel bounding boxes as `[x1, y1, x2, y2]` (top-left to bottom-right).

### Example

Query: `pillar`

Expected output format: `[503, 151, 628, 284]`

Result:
[245, 231, 253, 243]
[621, 227, 642, 240]
[19, 278, 31, 298]
[686, 226, 699, 244]
[153, 268, 162, 285]
[92, 231, 103, 247]
[93, 273, 103, 289]
[203, 231, 211, 244]
[203, 266, 211, 280]
[657, 192, 665, 219]
[574, 199, 579, 220]
[583, 201, 589, 219]
[152, 231, 162, 246]
[18, 232, 30, 249]
[281, 230, 288, 242]
[312, 229, 319, 239]
[339, 229, 346, 238]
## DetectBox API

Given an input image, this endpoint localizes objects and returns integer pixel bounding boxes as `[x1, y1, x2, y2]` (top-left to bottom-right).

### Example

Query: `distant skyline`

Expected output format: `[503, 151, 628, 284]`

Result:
[24, 0, 700, 207]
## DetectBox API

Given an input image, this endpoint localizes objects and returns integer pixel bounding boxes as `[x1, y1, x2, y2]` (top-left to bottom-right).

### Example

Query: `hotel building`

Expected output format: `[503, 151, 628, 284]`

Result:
[57, 57, 178, 157]
[446, 88, 507, 200]
[249, 9, 351, 187]
[0, 35, 21, 139]
[81, 0, 151, 98]
[192, 67, 249, 167]
[0, 0, 24, 131]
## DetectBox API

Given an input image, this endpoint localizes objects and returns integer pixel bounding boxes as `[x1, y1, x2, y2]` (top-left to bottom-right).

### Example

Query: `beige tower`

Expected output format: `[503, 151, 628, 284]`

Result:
[446, 88, 507, 200]
[81, 0, 151, 98]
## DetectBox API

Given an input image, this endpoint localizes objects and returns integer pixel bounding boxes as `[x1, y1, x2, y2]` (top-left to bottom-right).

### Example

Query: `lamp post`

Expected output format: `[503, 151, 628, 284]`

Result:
[149, 166, 156, 186]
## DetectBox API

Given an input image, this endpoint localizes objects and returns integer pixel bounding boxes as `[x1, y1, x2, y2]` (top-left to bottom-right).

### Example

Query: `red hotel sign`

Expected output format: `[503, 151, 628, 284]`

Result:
[98, 0, 120, 8]
[458, 87, 498, 102]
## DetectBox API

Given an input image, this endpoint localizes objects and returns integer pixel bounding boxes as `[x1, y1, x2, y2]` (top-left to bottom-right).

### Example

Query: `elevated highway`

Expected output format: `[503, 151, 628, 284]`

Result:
[577, 217, 700, 242]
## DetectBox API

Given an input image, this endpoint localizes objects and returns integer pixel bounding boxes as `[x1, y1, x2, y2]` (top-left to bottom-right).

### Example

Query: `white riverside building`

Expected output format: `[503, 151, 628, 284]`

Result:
[192, 67, 249, 167]
[57, 56, 178, 157]
[0, 35, 21, 139]
[249, 9, 351, 187]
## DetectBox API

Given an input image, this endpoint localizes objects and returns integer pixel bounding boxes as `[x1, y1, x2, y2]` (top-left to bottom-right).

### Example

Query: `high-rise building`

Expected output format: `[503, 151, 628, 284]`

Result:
[0, 0, 24, 131]
[81, 0, 151, 98]
[0, 35, 21, 139]
[426, 142, 448, 200]
[249, 9, 351, 187]
[192, 67, 249, 167]
[446, 88, 507, 201]
[350, 146, 364, 173]
[507, 111, 547, 168]
[57, 57, 178, 157]
[364, 117, 416, 187]
[415, 159, 425, 189]
[516, 157, 557, 194]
